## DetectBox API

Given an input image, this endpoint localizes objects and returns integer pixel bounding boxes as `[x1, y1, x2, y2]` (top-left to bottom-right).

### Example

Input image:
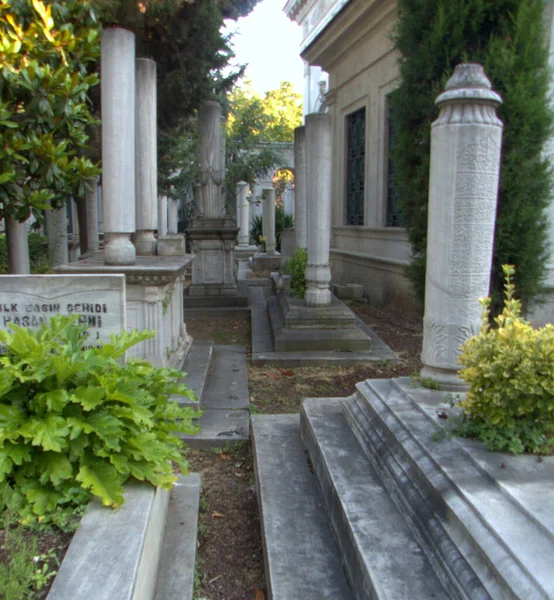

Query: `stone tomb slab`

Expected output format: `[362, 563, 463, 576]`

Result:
[0, 274, 125, 349]
[269, 290, 372, 352]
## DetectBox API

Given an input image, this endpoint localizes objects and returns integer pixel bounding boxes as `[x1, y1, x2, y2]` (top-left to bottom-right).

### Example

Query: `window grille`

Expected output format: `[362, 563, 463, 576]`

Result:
[386, 94, 405, 227]
[346, 107, 365, 226]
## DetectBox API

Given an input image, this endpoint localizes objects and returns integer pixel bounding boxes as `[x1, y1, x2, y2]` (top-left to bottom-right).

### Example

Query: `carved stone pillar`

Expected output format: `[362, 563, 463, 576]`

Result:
[304, 113, 332, 307]
[101, 28, 136, 265]
[135, 58, 157, 256]
[421, 63, 503, 390]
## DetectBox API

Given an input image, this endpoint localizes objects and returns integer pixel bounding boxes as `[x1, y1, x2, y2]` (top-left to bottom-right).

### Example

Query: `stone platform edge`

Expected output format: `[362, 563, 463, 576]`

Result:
[47, 476, 199, 600]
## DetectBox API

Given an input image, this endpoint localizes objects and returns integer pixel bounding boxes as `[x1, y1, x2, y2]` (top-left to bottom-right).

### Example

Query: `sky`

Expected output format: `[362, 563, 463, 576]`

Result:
[223, 0, 305, 96]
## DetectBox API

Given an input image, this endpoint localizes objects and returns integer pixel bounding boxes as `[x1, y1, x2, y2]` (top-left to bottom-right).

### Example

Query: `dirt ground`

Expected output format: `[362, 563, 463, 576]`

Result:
[187, 301, 423, 600]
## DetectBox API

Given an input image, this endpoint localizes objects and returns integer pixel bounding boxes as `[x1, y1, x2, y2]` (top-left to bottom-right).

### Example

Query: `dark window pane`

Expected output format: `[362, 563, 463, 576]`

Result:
[346, 107, 365, 226]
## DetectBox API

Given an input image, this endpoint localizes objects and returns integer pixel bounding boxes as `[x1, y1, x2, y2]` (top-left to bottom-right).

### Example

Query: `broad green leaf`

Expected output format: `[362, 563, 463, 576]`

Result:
[21, 416, 69, 452]
[0, 404, 26, 429]
[76, 461, 124, 507]
[36, 452, 73, 486]
[0, 453, 12, 482]
[1, 442, 31, 466]
[38, 389, 70, 412]
[70, 386, 105, 411]
[26, 486, 61, 515]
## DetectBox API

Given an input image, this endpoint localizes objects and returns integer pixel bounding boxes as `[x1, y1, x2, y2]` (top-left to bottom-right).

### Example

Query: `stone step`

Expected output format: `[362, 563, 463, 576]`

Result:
[182, 345, 250, 448]
[183, 295, 249, 308]
[183, 306, 250, 320]
[343, 377, 554, 600]
[154, 474, 201, 600]
[251, 414, 354, 600]
[171, 340, 214, 410]
[300, 398, 448, 600]
[48, 482, 171, 600]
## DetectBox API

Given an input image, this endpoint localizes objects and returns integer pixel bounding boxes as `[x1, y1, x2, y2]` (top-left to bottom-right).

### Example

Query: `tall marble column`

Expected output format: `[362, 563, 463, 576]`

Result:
[420, 63, 503, 390]
[85, 177, 99, 253]
[237, 182, 250, 246]
[135, 58, 157, 256]
[101, 28, 136, 265]
[294, 126, 307, 249]
[198, 102, 224, 219]
[158, 195, 168, 237]
[6, 215, 30, 274]
[46, 205, 68, 267]
[304, 113, 332, 307]
[262, 188, 276, 254]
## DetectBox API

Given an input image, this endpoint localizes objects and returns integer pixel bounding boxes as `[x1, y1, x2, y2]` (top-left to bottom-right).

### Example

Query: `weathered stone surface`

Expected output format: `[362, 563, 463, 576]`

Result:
[268, 291, 372, 352]
[344, 377, 554, 599]
[157, 235, 185, 256]
[48, 482, 169, 600]
[252, 414, 354, 600]
[154, 474, 201, 600]
[101, 28, 136, 266]
[0, 274, 125, 347]
[55, 255, 193, 366]
[46, 207, 68, 267]
[135, 58, 157, 256]
[198, 102, 224, 219]
[251, 251, 281, 272]
[305, 113, 332, 307]
[331, 283, 364, 300]
[421, 64, 503, 390]
[301, 399, 447, 600]
[262, 188, 277, 254]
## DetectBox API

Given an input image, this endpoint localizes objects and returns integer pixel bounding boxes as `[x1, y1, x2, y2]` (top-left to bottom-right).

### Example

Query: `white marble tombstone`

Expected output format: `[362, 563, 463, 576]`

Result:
[420, 64, 503, 390]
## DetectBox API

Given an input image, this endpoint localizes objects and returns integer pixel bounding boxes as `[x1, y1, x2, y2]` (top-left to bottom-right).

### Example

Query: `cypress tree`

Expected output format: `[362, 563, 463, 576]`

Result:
[392, 0, 553, 314]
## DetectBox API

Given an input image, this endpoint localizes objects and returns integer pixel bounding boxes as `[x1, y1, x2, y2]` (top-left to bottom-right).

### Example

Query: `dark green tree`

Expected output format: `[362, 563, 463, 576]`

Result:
[392, 0, 553, 313]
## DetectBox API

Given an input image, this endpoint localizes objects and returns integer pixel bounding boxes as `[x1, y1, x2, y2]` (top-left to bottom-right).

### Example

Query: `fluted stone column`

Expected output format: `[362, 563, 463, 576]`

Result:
[237, 182, 250, 246]
[158, 195, 168, 236]
[198, 102, 224, 219]
[46, 206, 68, 267]
[420, 64, 503, 390]
[135, 58, 157, 255]
[304, 113, 332, 307]
[101, 28, 136, 265]
[294, 126, 307, 249]
[262, 188, 276, 254]
[85, 177, 99, 253]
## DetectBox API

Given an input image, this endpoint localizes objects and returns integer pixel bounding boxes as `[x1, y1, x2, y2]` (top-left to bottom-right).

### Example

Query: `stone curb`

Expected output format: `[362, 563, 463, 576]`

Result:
[47, 481, 170, 600]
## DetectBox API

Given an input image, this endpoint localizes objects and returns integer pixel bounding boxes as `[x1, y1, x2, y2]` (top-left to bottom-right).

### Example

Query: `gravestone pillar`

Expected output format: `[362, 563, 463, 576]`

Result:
[85, 178, 100, 254]
[168, 198, 179, 235]
[135, 58, 157, 256]
[101, 28, 136, 266]
[294, 126, 307, 249]
[46, 206, 68, 267]
[198, 102, 224, 219]
[421, 63, 503, 390]
[304, 113, 332, 307]
[6, 215, 30, 274]
[158, 195, 168, 237]
[262, 188, 277, 254]
[237, 181, 251, 246]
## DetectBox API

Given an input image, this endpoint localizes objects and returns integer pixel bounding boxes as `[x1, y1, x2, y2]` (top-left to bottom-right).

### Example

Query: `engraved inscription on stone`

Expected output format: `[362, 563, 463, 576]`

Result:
[458, 135, 501, 172]
[0, 275, 125, 351]
[204, 251, 223, 284]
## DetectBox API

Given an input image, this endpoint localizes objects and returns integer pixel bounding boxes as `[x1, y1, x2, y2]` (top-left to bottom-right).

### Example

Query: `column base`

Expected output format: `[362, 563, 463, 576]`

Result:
[135, 231, 157, 256]
[104, 233, 136, 265]
[420, 365, 468, 392]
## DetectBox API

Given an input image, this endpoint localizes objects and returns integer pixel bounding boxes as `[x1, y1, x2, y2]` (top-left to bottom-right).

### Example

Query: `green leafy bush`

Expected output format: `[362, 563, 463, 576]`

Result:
[249, 206, 294, 251]
[284, 248, 307, 298]
[0, 316, 198, 529]
[0, 233, 50, 274]
[458, 265, 554, 454]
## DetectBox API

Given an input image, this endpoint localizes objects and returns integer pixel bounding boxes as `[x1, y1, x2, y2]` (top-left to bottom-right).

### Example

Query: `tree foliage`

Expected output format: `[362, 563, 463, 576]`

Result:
[0, 0, 101, 223]
[392, 0, 554, 313]
[225, 81, 302, 208]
